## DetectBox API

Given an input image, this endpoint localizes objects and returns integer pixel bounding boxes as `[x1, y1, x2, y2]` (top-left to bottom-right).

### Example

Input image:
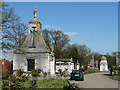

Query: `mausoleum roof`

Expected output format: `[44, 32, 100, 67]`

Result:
[29, 19, 41, 24]
[101, 56, 107, 60]
[14, 7, 51, 54]
[56, 59, 72, 62]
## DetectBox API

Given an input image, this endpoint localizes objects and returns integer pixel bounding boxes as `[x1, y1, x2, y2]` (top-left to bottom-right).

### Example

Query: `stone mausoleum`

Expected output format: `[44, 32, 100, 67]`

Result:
[55, 58, 74, 74]
[100, 56, 108, 71]
[13, 7, 55, 75]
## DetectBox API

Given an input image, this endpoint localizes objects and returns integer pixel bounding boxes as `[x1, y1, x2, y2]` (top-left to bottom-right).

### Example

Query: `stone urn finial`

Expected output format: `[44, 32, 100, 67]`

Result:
[34, 6, 37, 19]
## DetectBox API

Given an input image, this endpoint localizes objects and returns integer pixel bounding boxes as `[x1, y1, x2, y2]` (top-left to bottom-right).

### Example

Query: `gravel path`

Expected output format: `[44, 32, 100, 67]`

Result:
[69, 72, 118, 88]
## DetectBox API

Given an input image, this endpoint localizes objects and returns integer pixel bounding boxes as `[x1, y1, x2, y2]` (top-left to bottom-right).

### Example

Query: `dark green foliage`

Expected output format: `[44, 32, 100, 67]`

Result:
[70, 46, 80, 63]
[63, 44, 91, 69]
[30, 70, 40, 77]
[58, 69, 62, 75]
[42, 71, 47, 78]
[2, 74, 28, 88]
[37, 79, 68, 88]
[112, 65, 120, 70]
[2, 79, 69, 88]
[79, 67, 85, 72]
[2, 80, 9, 88]
[62, 69, 68, 79]
[16, 69, 24, 77]
[24, 80, 32, 88]
[112, 65, 120, 75]
[104, 55, 116, 68]
[30, 69, 41, 88]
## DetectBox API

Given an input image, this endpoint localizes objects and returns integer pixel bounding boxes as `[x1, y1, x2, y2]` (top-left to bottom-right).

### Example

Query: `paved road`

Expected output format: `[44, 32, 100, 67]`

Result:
[69, 72, 118, 88]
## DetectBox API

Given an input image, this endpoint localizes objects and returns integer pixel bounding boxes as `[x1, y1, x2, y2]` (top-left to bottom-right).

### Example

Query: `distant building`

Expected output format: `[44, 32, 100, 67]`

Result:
[0, 59, 11, 71]
[55, 58, 74, 74]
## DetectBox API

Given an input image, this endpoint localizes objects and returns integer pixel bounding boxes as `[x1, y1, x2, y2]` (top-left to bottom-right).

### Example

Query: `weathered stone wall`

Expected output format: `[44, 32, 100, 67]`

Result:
[13, 54, 25, 70]
[50, 55, 55, 75]
[56, 62, 74, 74]
[13, 53, 55, 75]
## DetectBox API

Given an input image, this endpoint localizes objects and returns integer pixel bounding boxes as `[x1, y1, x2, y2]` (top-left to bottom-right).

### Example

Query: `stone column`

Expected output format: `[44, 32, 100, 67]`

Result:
[91, 55, 95, 72]
[116, 52, 119, 66]
[92, 55, 94, 68]
[96, 60, 99, 71]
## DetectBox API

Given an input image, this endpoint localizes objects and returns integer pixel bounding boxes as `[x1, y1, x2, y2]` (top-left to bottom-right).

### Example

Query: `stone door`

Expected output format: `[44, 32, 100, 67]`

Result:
[27, 59, 35, 71]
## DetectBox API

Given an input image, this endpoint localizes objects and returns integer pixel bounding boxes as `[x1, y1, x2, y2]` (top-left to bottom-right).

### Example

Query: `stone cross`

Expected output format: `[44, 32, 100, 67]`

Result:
[29, 27, 37, 48]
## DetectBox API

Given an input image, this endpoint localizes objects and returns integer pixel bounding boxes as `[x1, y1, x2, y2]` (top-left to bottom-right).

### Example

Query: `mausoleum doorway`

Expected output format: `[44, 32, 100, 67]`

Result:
[27, 59, 35, 71]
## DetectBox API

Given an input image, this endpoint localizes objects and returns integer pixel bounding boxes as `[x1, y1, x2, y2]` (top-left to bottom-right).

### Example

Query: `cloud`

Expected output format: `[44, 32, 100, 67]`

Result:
[74, 36, 87, 40]
[44, 24, 62, 31]
[44, 24, 56, 29]
[65, 32, 88, 41]
[65, 32, 77, 36]
[55, 28, 62, 31]
[106, 40, 117, 44]
[71, 36, 88, 41]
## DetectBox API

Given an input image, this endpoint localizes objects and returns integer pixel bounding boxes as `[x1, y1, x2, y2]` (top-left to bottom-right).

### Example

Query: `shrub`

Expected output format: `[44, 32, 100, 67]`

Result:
[2, 80, 9, 88]
[42, 71, 47, 78]
[79, 67, 85, 72]
[30, 70, 40, 77]
[58, 69, 62, 76]
[16, 69, 24, 77]
[112, 65, 120, 71]
[24, 80, 32, 88]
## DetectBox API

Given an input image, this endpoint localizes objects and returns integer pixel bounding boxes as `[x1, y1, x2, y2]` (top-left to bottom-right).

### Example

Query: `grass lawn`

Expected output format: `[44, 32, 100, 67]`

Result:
[2, 79, 68, 89]
[2, 77, 8, 80]
[37, 79, 68, 88]
[108, 74, 120, 81]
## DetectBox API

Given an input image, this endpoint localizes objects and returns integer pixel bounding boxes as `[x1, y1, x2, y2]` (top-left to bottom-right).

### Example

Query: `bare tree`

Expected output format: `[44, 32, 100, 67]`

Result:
[43, 29, 70, 59]
[1, 3, 27, 53]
